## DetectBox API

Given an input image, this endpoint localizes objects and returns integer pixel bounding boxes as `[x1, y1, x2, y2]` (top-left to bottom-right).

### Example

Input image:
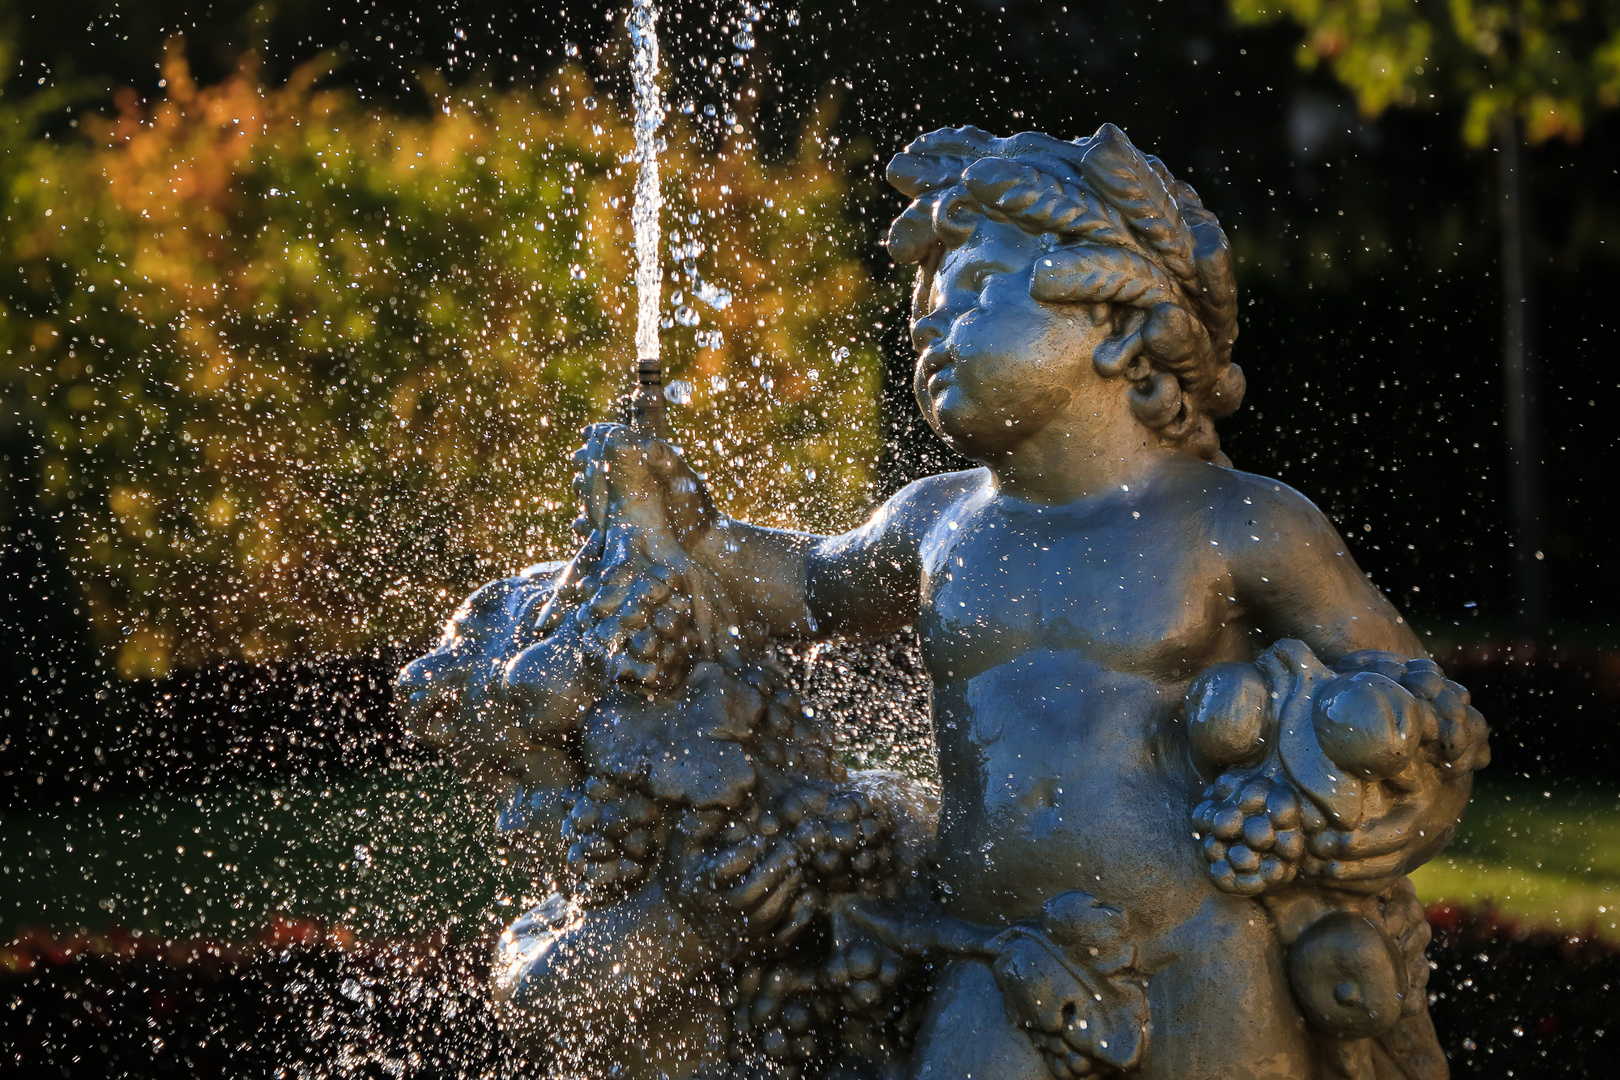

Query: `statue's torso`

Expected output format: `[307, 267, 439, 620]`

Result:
[917, 472, 1256, 939]
[911, 472, 1328, 1077]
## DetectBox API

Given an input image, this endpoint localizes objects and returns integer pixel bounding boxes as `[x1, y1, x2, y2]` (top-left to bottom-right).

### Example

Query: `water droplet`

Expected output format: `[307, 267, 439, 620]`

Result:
[695, 281, 732, 310]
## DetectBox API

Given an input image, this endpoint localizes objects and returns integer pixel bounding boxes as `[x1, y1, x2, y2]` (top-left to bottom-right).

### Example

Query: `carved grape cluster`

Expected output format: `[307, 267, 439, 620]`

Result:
[672, 783, 902, 944]
[777, 787, 899, 895]
[823, 936, 909, 1017]
[685, 787, 915, 1074]
[1188, 643, 1490, 899]
[561, 776, 668, 903]
[531, 518, 703, 698]
[754, 685, 843, 781]
[581, 556, 700, 692]
[728, 964, 829, 1071]
[727, 939, 919, 1077]
[1191, 772, 1312, 896]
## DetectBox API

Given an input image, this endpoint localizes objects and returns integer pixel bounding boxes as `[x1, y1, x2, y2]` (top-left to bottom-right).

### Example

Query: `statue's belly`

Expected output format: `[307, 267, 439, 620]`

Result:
[931, 650, 1214, 935]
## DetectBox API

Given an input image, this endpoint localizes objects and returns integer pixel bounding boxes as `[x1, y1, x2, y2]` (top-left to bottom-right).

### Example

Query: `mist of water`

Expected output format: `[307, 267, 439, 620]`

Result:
[629, 0, 665, 365]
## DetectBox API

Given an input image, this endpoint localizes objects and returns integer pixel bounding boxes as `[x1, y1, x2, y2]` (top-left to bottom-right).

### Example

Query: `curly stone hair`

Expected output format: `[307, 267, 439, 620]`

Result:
[887, 123, 1244, 463]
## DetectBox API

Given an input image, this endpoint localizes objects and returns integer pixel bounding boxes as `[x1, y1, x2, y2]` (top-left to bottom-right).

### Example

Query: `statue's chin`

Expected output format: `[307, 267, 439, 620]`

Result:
[925, 401, 1019, 462]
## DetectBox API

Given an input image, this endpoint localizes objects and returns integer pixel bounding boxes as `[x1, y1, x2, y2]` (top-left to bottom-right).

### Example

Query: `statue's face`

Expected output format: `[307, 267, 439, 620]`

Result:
[911, 217, 1111, 459]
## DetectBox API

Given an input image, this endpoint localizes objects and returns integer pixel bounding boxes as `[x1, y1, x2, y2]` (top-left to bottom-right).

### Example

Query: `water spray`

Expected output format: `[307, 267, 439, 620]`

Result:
[627, 0, 667, 439]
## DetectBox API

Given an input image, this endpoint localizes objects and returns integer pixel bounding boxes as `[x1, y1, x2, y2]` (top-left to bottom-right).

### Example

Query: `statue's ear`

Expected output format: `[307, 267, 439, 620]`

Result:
[1141, 302, 1212, 373]
[1093, 308, 1146, 378]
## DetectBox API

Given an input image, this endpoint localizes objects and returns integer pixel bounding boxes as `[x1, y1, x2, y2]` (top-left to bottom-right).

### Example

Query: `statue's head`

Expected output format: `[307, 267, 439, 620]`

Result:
[887, 124, 1243, 464]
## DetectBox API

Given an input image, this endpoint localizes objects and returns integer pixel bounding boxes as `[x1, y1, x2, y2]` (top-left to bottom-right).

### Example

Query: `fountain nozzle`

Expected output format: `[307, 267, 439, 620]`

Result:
[629, 357, 667, 438]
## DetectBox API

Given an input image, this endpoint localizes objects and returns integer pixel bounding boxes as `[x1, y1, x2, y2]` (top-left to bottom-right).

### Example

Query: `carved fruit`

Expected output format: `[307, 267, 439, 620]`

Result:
[561, 779, 667, 904]
[1185, 662, 1270, 769]
[1287, 911, 1407, 1038]
[1227, 844, 1261, 874]
[503, 632, 600, 737]
[1311, 672, 1419, 779]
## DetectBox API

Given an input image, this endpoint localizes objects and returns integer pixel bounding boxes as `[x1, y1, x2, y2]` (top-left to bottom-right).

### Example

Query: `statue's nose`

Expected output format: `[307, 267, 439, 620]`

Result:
[911, 308, 952, 351]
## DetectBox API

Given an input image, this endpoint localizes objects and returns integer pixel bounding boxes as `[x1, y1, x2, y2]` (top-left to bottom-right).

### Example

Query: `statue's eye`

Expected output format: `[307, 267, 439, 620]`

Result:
[963, 261, 1007, 296]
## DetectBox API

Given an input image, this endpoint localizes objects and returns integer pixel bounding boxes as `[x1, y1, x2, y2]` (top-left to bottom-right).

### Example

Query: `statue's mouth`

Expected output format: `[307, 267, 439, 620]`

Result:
[919, 346, 955, 382]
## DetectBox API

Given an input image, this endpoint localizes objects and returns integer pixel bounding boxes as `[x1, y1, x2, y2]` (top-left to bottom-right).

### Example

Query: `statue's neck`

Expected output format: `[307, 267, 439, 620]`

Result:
[985, 420, 1171, 506]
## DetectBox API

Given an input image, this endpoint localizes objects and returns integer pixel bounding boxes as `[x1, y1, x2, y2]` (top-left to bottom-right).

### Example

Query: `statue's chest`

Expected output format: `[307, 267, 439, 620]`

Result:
[917, 510, 1228, 681]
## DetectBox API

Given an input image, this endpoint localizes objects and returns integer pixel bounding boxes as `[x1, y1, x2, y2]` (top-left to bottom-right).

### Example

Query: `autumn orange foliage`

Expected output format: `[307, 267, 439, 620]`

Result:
[1, 51, 886, 674]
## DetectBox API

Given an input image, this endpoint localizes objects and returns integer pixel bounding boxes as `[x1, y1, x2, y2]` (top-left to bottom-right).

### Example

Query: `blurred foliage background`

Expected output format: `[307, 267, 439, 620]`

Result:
[2, 36, 883, 677]
[1232, 0, 1620, 146]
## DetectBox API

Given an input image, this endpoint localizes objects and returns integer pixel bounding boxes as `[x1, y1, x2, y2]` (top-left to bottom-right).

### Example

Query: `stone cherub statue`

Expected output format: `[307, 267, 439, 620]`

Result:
[399, 123, 1489, 1080]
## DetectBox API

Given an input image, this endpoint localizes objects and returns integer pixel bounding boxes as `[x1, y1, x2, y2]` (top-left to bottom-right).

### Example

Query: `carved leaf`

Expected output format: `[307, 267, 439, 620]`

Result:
[1042, 889, 1136, 974]
[580, 675, 761, 810]
[1080, 123, 1198, 288]
[886, 152, 974, 198]
[960, 157, 1136, 248]
[1030, 245, 1180, 309]
[991, 922, 1149, 1072]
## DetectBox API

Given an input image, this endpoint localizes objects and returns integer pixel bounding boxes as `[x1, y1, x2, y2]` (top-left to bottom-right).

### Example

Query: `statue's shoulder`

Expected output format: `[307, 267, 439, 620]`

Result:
[1160, 460, 1338, 546]
[890, 467, 987, 508]
[865, 467, 988, 540]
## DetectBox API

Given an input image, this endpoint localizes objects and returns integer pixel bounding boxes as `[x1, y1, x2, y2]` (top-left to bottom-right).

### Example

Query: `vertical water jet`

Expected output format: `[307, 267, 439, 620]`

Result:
[628, 0, 667, 437]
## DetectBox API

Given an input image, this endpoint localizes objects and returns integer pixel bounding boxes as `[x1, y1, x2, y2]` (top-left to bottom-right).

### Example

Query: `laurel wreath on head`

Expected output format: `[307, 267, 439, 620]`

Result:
[886, 124, 1245, 463]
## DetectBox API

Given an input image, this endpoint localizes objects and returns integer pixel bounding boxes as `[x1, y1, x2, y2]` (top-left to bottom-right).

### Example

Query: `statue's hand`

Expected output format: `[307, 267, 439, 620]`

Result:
[1296, 655, 1485, 887]
[1298, 764, 1470, 887]
[574, 423, 722, 553]
[559, 424, 736, 691]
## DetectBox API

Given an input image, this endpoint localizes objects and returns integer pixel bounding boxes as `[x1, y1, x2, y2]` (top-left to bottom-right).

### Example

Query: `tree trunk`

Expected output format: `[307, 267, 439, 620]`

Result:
[1495, 112, 1544, 641]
